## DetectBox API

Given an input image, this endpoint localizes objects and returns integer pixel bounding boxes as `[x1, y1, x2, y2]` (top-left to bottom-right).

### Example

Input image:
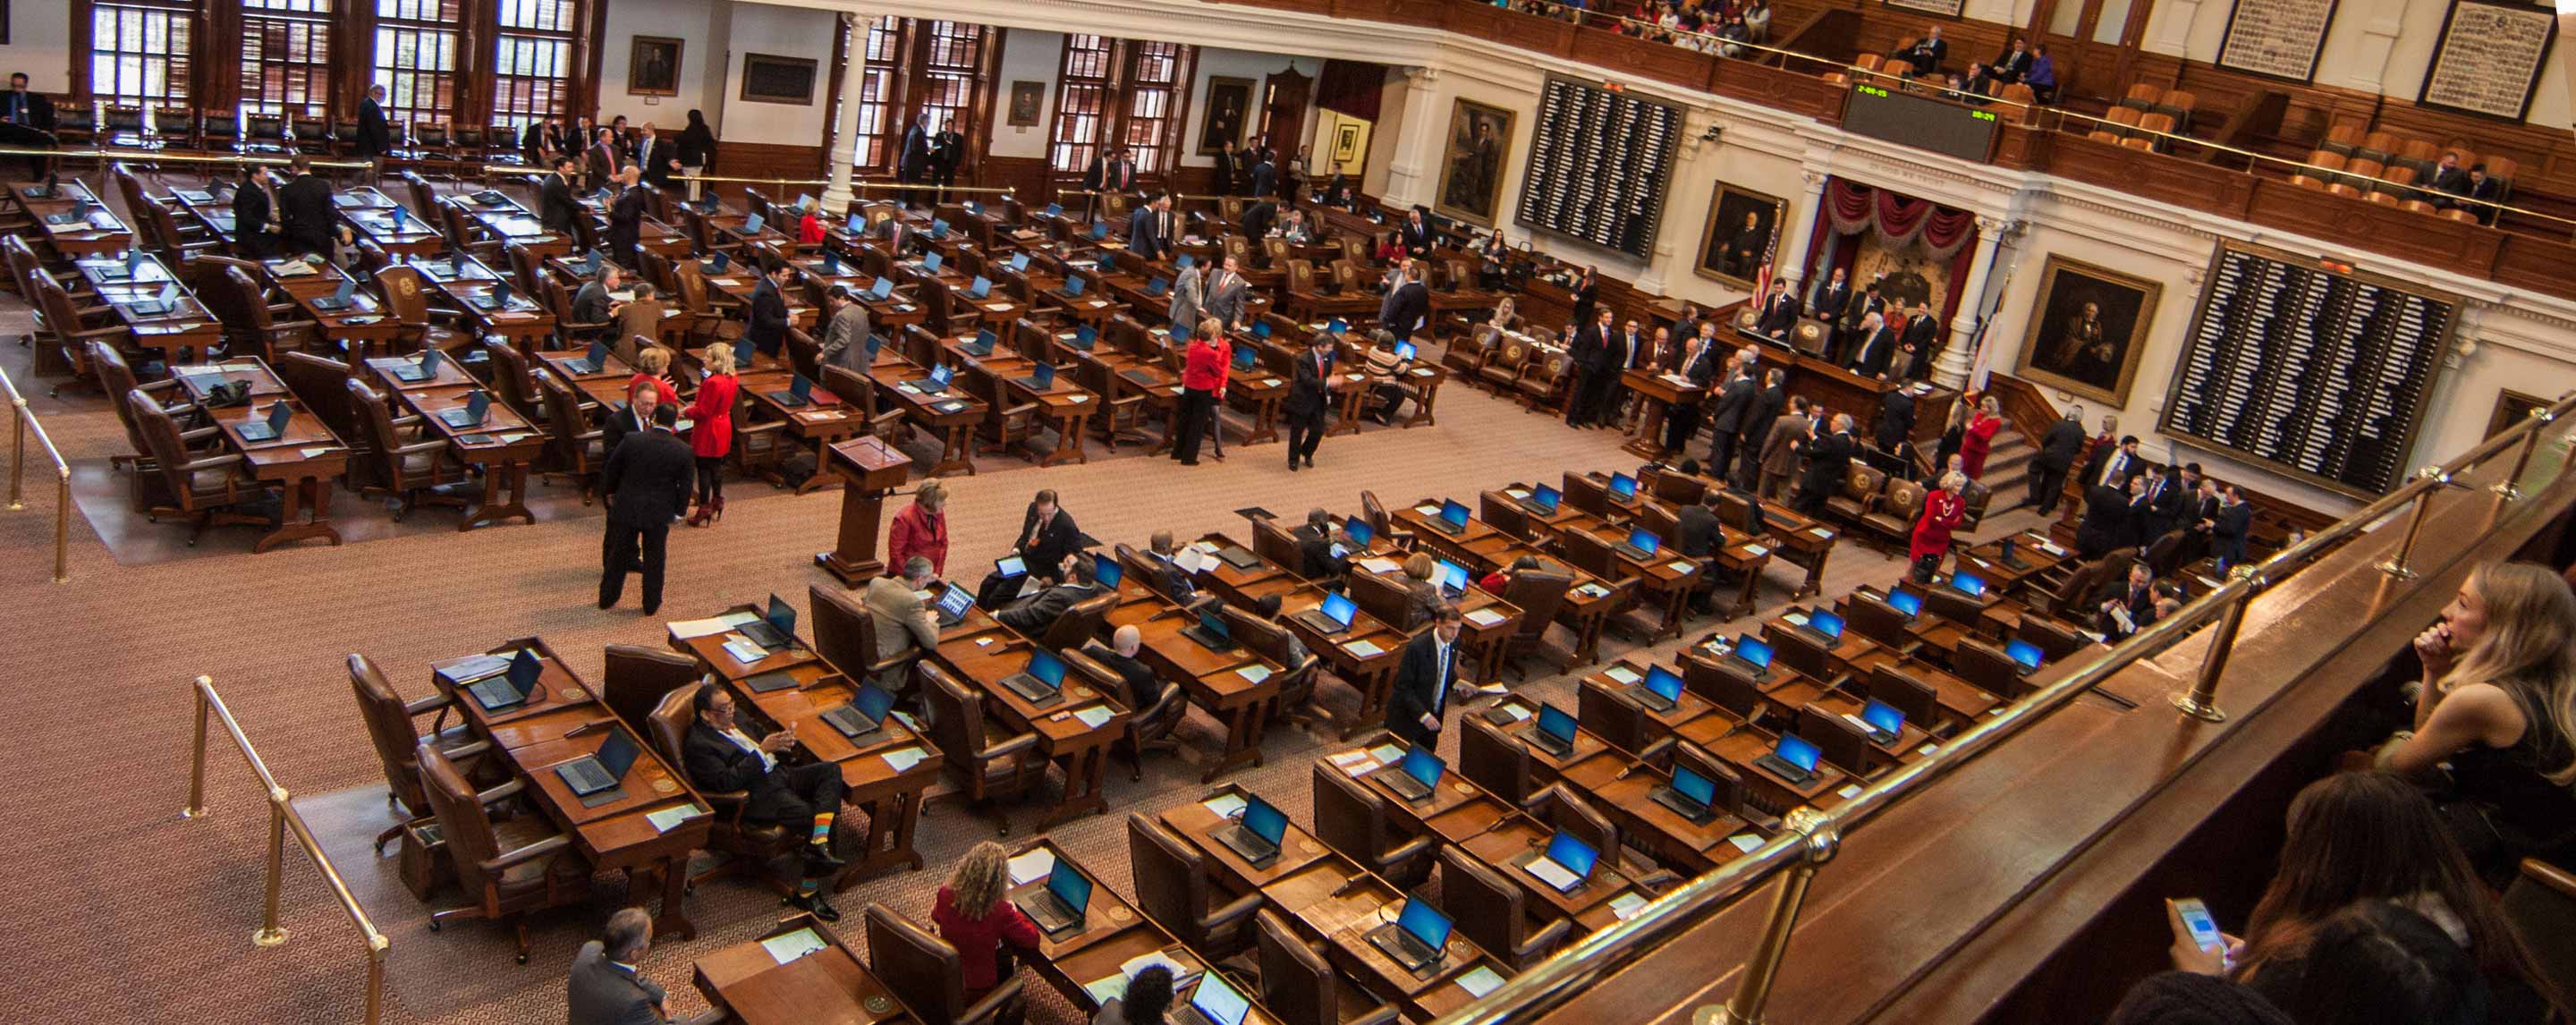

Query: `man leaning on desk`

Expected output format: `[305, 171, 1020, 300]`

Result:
[566, 907, 720, 1025]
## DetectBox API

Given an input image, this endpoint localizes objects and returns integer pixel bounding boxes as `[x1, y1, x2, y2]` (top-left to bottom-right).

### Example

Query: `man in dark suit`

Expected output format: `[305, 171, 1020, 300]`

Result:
[1896, 26, 1948, 74]
[1203, 255, 1250, 331]
[1791, 413, 1857, 514]
[275, 156, 339, 258]
[2076, 479, 2134, 559]
[1897, 305, 1941, 380]
[1080, 146, 1134, 221]
[2462, 165, 2504, 224]
[1285, 332, 1334, 470]
[598, 402, 691, 614]
[1876, 384, 1916, 454]
[746, 259, 792, 356]
[1083, 628, 1161, 711]
[2121, 469, 2161, 550]
[1290, 509, 1349, 581]
[1565, 308, 1617, 428]
[566, 908, 677, 1025]
[3, 73, 55, 132]
[521, 115, 558, 166]
[603, 387, 665, 458]
[1214, 140, 1241, 197]
[1755, 288, 1801, 338]
[355, 84, 392, 158]
[1127, 194, 1174, 262]
[2428, 154, 2472, 206]
[1384, 606, 1466, 750]
[996, 555, 1099, 635]
[2180, 474, 2222, 564]
[931, 118, 964, 204]
[1663, 329, 1722, 453]
[1398, 208, 1434, 258]
[606, 165, 648, 267]
[1740, 368, 1786, 486]
[1703, 364, 1757, 479]
[231, 164, 278, 258]
[2030, 406, 2087, 514]
[2092, 562, 2158, 640]
[1991, 38, 2034, 84]
[1845, 313, 1897, 378]
[1239, 198, 1278, 241]
[2211, 486, 2253, 568]
[1250, 151, 1277, 198]
[1377, 261, 1429, 341]
[1808, 267, 1850, 323]
[978, 489, 1081, 607]
[586, 128, 617, 194]
[539, 156, 584, 234]
[898, 113, 934, 200]
[682, 684, 848, 919]
[2141, 463, 2185, 543]
[1674, 491, 1726, 558]
[631, 123, 675, 190]
[2085, 433, 2144, 491]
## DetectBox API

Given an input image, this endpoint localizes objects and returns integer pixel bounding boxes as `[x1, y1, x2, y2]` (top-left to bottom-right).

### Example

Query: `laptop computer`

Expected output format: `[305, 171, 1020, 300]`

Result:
[576, 249, 601, 278]
[969, 275, 992, 301]
[1425, 499, 1471, 537]
[929, 582, 976, 628]
[921, 251, 943, 274]
[1653, 763, 1724, 824]
[468, 649, 546, 711]
[1146, 277, 1170, 297]
[1854, 698, 1905, 745]
[734, 595, 798, 651]
[562, 340, 611, 377]
[1612, 527, 1661, 563]
[1211, 544, 1262, 571]
[233, 401, 294, 443]
[704, 251, 731, 275]
[1180, 967, 1254, 1025]
[1525, 702, 1578, 756]
[124, 283, 181, 318]
[767, 373, 818, 408]
[1434, 560, 1470, 601]
[998, 650, 1067, 707]
[992, 554, 1028, 584]
[1945, 572, 1988, 599]
[1608, 473, 1640, 503]
[1885, 588, 1924, 620]
[1394, 340, 1418, 361]
[1796, 608, 1846, 650]
[391, 347, 443, 384]
[2005, 638, 2046, 676]
[733, 336, 758, 370]
[1044, 203, 1063, 217]
[1517, 483, 1562, 516]
[1292, 591, 1360, 636]
[1365, 899, 1453, 974]
[868, 276, 895, 301]
[1010, 252, 1031, 273]
[1064, 275, 1085, 298]
[903, 363, 955, 396]
[929, 218, 949, 238]
[554, 726, 642, 797]
[436, 390, 492, 429]
[1181, 608, 1235, 652]
[738, 212, 766, 236]
[1368, 745, 1444, 804]
[1728, 634, 1775, 682]
[820, 250, 841, 276]
[1090, 220, 1108, 240]
[1214, 793, 1290, 868]
[1256, 321, 1278, 339]
[1332, 517, 1375, 558]
[1067, 325, 1097, 352]
[1231, 345, 1257, 373]
[1632, 665, 1685, 713]
[1754, 733, 1824, 785]
[1093, 553, 1123, 591]
[822, 682, 899, 740]
[1518, 831, 1599, 894]
[470, 280, 515, 310]
[843, 211, 865, 238]
[1017, 363, 1055, 391]
[1013, 861, 1093, 937]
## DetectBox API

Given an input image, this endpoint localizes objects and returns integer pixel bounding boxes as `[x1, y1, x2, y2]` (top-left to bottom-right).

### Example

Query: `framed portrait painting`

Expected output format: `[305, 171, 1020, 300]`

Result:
[1692, 183, 1787, 289]
[2014, 255, 2163, 408]
[628, 37, 682, 97]
[1198, 77, 1255, 155]
[1433, 99, 1513, 227]
[1007, 81, 1045, 127]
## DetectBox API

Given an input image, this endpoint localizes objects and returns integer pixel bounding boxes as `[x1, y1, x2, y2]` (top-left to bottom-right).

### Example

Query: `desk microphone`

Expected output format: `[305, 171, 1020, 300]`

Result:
[1614, 761, 1651, 781]
[564, 717, 618, 739]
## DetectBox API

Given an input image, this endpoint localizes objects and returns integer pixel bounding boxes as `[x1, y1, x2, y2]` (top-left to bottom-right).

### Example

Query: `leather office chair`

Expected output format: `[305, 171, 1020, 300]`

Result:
[603, 643, 701, 736]
[646, 687, 804, 896]
[538, 375, 606, 501]
[1863, 479, 1923, 553]
[2502, 859, 2576, 1007]
[347, 377, 472, 521]
[1310, 761, 1436, 890]
[1521, 783, 1620, 867]
[133, 394, 281, 544]
[1499, 571, 1576, 679]
[1681, 648, 1765, 726]
[1439, 845, 1573, 970]
[92, 340, 187, 472]
[418, 742, 595, 962]
[1865, 665, 1950, 739]
[1826, 465, 1886, 527]
[1038, 592, 1116, 652]
[1576, 677, 1653, 756]
[1343, 571, 1416, 633]
[1250, 518, 1305, 575]
[350, 653, 489, 851]
[376, 263, 475, 355]
[919, 663, 1046, 835]
[1767, 625, 1850, 691]
[1843, 592, 1926, 659]
[1127, 815, 1264, 959]
[1360, 489, 1415, 551]
[1459, 713, 1537, 805]
[32, 270, 126, 394]
[809, 584, 924, 691]
[822, 365, 911, 443]
[219, 265, 324, 361]
[863, 903, 1025, 1025]
[1221, 605, 1324, 724]
[2016, 615, 2089, 663]
[1477, 494, 1532, 543]
[1255, 910, 1400, 1025]
[1071, 643, 1184, 780]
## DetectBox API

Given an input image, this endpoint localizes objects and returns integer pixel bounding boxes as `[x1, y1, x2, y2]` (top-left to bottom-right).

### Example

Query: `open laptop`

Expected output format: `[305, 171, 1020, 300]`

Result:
[1180, 968, 1254, 1025]
[1612, 527, 1662, 563]
[703, 251, 732, 275]
[1631, 665, 1685, 713]
[470, 280, 514, 310]
[1793, 608, 1846, 650]
[1365, 899, 1453, 974]
[961, 329, 998, 358]
[124, 283, 182, 318]
[390, 346, 443, 384]
[869, 276, 895, 301]
[468, 649, 546, 711]
[561, 340, 611, 377]
[1092, 553, 1123, 591]
[1523, 702, 1578, 756]
[553, 726, 642, 798]
[1726, 633, 1775, 682]
[1754, 733, 1824, 785]
[1016, 363, 1055, 392]
[1516, 483, 1562, 517]
[821, 682, 899, 740]
[1214, 793, 1290, 868]
[1064, 275, 1085, 298]
[1368, 745, 1444, 804]
[233, 401, 294, 443]
[1852, 698, 1905, 745]
[1885, 588, 1924, 621]
[2004, 638, 2046, 676]
[1331, 517, 1375, 559]
[1145, 277, 1170, 298]
[1517, 831, 1599, 894]
[767, 372, 820, 408]
[1231, 345, 1257, 374]
[1434, 560, 1470, 601]
[929, 217, 949, 239]
[969, 275, 994, 301]
[1012, 861, 1093, 937]
[1181, 607, 1235, 652]
[733, 336, 758, 369]
[929, 582, 976, 628]
[1066, 325, 1097, 352]
[1425, 499, 1471, 537]
[1608, 473, 1640, 503]
[1000, 650, 1068, 707]
[1653, 763, 1723, 824]
[1292, 591, 1360, 636]
[843, 211, 865, 238]
[734, 594, 798, 651]
[1944, 571, 1988, 599]
[436, 390, 493, 429]
[819, 250, 842, 276]
[921, 251, 944, 274]
[901, 363, 954, 396]
[1010, 251, 1031, 273]
[737, 212, 766, 236]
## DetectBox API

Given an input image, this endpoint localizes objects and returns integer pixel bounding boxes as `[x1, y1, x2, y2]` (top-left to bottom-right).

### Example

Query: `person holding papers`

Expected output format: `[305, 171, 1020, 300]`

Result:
[976, 489, 1081, 608]
[682, 684, 849, 920]
[1385, 606, 1469, 750]
[934, 842, 1044, 1000]
[863, 557, 942, 689]
[2094, 561, 2158, 640]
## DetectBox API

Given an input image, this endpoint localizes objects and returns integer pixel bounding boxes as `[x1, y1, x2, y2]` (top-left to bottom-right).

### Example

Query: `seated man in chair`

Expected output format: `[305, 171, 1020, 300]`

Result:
[682, 684, 849, 920]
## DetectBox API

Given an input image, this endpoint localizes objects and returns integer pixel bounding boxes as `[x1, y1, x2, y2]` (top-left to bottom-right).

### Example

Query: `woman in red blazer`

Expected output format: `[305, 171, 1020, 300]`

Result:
[628, 345, 681, 406]
[685, 343, 738, 525]
[886, 479, 950, 576]
[1960, 396, 2004, 479]
[931, 842, 1041, 999]
[1910, 470, 1968, 581]
[1170, 317, 1231, 465]
[798, 208, 826, 245]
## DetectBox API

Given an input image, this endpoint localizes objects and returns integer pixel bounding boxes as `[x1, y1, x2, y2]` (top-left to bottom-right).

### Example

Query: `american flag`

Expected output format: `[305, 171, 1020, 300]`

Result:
[1750, 263, 1775, 310]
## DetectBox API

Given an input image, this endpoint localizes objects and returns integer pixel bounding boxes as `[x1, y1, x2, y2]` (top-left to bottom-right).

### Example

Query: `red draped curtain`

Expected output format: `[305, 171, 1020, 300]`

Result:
[1316, 60, 1390, 123]
[1804, 176, 1982, 340]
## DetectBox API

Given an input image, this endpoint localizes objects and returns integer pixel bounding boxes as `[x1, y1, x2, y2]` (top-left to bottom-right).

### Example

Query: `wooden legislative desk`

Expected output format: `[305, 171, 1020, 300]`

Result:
[692, 914, 918, 1025]
[928, 610, 1130, 830]
[362, 352, 545, 529]
[1734, 326, 1959, 445]
[172, 357, 348, 552]
[1099, 573, 1285, 783]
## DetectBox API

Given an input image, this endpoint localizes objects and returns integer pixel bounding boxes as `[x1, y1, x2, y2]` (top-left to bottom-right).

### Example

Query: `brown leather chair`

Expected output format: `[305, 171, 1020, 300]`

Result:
[1499, 570, 1576, 678]
[1521, 783, 1620, 867]
[1255, 910, 1401, 1025]
[1038, 591, 1116, 652]
[2502, 858, 2576, 1008]
[348, 377, 473, 521]
[418, 742, 595, 962]
[809, 584, 923, 691]
[646, 686, 803, 895]
[1221, 605, 1325, 724]
[32, 270, 125, 394]
[1826, 464, 1887, 527]
[538, 375, 606, 501]
[1127, 815, 1264, 958]
[919, 664, 1046, 835]
[602, 643, 701, 735]
[1576, 677, 1653, 756]
[92, 340, 189, 472]
[1459, 713, 1536, 805]
[1072, 643, 1184, 780]
[133, 392, 280, 544]
[376, 262, 475, 354]
[1360, 489, 1416, 551]
[349, 653, 488, 851]
[217, 265, 323, 361]
[863, 902, 1024, 1025]
[1862, 478, 1924, 552]
[1439, 845, 1573, 970]
[1311, 760, 1436, 890]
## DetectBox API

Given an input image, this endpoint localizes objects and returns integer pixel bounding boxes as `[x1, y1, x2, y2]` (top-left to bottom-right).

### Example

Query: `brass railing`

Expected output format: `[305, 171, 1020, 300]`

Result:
[0, 364, 69, 583]
[1442, 388, 2576, 1025]
[182, 676, 387, 1025]
[0, 144, 375, 172]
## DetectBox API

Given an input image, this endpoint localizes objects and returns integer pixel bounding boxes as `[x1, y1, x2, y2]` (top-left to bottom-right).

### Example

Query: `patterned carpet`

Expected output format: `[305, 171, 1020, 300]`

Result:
[0, 207, 2040, 1023]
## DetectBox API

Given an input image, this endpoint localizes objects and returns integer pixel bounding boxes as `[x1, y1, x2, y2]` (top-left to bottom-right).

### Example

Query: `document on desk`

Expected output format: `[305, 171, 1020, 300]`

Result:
[1728, 834, 1766, 853]
[1007, 849, 1056, 885]
[1464, 607, 1506, 627]
[1236, 665, 1274, 684]
[647, 804, 701, 834]
[668, 610, 758, 640]
[1202, 792, 1249, 818]
[1605, 665, 1642, 685]
[1784, 612, 1809, 627]
[1455, 965, 1506, 998]
[1414, 504, 1441, 516]
[1342, 639, 1385, 657]
[1744, 544, 1770, 557]
[880, 747, 928, 773]
[722, 636, 768, 665]
[1610, 893, 1650, 920]
[1367, 742, 1406, 765]
[1356, 556, 1402, 575]
[1475, 682, 1511, 699]
[1071, 705, 1113, 729]
[1326, 750, 1378, 776]
[1669, 560, 1697, 574]
[761, 928, 828, 965]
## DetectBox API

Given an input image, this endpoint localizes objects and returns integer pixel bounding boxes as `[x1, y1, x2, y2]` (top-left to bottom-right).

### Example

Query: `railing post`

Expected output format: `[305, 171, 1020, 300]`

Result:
[2171, 567, 2259, 722]
[256, 790, 292, 947]
[182, 677, 211, 818]
[2376, 467, 2446, 580]
[53, 465, 69, 582]
[1695, 808, 1839, 1025]
[7, 391, 24, 512]
[365, 940, 387, 1025]
[2491, 409, 2553, 501]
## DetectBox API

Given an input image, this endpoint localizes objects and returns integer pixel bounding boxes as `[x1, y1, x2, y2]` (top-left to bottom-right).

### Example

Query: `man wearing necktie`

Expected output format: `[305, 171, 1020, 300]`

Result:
[1284, 332, 1335, 470]
[1385, 606, 1467, 750]
[1126, 194, 1171, 261]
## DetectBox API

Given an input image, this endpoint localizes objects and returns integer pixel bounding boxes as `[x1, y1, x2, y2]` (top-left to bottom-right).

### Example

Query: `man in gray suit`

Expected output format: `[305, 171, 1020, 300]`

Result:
[818, 285, 872, 373]
[567, 907, 699, 1025]
[1166, 263, 1203, 335]
[862, 556, 941, 689]
[1201, 256, 1250, 331]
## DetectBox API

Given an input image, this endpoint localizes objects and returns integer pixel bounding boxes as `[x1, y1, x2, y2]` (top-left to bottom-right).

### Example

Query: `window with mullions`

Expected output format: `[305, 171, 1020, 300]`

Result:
[1047, 35, 1114, 174]
[915, 21, 987, 139]
[91, 0, 195, 109]
[375, 0, 461, 124]
[1121, 41, 1186, 175]
[1046, 35, 1195, 176]
[852, 16, 901, 172]
[491, 0, 578, 131]
[240, 0, 334, 119]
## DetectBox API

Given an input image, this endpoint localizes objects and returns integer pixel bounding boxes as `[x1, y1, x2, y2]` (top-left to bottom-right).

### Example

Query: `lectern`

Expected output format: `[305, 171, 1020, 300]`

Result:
[816, 436, 911, 585]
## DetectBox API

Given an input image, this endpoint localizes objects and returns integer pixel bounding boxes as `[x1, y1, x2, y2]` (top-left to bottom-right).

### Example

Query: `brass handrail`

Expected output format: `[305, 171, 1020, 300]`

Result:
[0, 145, 374, 171]
[471, 165, 1017, 195]
[0, 364, 70, 582]
[182, 676, 387, 1025]
[1441, 388, 2576, 1025]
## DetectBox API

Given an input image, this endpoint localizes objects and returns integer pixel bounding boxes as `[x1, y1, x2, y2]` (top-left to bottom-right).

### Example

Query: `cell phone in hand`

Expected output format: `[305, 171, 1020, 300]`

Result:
[2168, 897, 2225, 957]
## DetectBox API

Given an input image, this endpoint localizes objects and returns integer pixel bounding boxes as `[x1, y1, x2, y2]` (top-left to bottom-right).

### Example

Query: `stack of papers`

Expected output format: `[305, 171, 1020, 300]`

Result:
[1836, 784, 1866, 800]
[1367, 743, 1405, 764]
[1728, 834, 1766, 853]
[1455, 966, 1506, 998]
[761, 928, 829, 965]
[1490, 700, 1531, 722]
[1008, 849, 1056, 885]
[1357, 556, 1403, 575]
[1325, 750, 1379, 776]
[1810, 527, 1834, 538]
[1609, 893, 1651, 920]
[1744, 544, 1770, 556]
[1475, 682, 1510, 698]
[1504, 487, 1530, 499]
[721, 636, 768, 664]
[1414, 504, 1441, 516]
[646, 804, 701, 834]
[1605, 665, 1642, 685]
[1072, 706, 1114, 729]
[1464, 607, 1507, 627]
[880, 747, 928, 772]
[1668, 560, 1697, 573]
[1202, 792, 1249, 818]
[1236, 665, 1274, 684]
[1784, 612, 1809, 627]
[1343, 639, 1385, 657]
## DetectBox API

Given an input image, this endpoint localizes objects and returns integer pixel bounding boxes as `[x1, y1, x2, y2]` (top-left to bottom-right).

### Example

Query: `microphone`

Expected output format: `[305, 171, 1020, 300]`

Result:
[564, 717, 618, 739]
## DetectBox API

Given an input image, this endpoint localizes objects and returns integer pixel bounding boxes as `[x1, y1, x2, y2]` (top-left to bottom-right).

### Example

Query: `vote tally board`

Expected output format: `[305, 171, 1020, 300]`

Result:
[2159, 241, 2456, 497]
[1513, 78, 1682, 259]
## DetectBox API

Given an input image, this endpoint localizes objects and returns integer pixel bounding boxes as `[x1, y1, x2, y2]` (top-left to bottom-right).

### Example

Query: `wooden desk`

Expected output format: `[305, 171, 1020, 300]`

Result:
[1458, 810, 1641, 929]
[931, 618, 1128, 829]
[172, 358, 348, 552]
[869, 352, 986, 478]
[1157, 785, 1332, 896]
[936, 333, 1100, 468]
[76, 252, 223, 363]
[364, 355, 545, 529]
[1190, 531, 1406, 736]
[1103, 587, 1283, 783]
[1260, 852, 1510, 1020]
[251, 255, 410, 357]
[341, 196, 443, 258]
[1619, 368, 1707, 461]
[417, 258, 555, 352]
[20, 179, 137, 257]
[694, 915, 918, 1025]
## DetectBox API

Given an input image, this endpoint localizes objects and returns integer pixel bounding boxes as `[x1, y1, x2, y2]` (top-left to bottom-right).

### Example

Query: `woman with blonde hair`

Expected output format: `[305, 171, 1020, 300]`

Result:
[628, 345, 680, 405]
[2383, 562, 2576, 881]
[682, 343, 737, 525]
[932, 841, 1042, 999]
[1401, 551, 1448, 629]
[1908, 470, 1967, 583]
[1959, 395, 2004, 479]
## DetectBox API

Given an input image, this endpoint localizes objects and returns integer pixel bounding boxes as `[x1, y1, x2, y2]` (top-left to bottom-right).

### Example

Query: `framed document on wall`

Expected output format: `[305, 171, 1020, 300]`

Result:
[2215, 0, 2338, 82]
[1513, 78, 1682, 259]
[2419, 0, 2556, 120]
[739, 54, 818, 106]
[1884, 0, 1968, 18]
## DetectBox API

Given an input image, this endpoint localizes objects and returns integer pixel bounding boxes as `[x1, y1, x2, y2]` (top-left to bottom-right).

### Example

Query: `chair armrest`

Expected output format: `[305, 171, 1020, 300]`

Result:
[439, 739, 494, 763]
[178, 451, 248, 471]
[473, 778, 528, 806]
[979, 732, 1041, 761]
[736, 421, 786, 438]
[178, 425, 224, 443]
[1203, 891, 1265, 933]
[479, 831, 571, 873]
[1519, 917, 1574, 961]
[1377, 834, 1435, 872]
[866, 648, 923, 676]
[403, 692, 454, 716]
[1350, 1005, 1403, 1025]
[958, 976, 1024, 1025]
[1001, 402, 1038, 418]
[394, 438, 448, 456]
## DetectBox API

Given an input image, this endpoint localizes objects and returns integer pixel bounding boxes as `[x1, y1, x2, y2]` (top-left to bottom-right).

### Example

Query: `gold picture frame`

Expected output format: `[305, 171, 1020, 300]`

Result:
[628, 37, 682, 97]
[1432, 98, 1513, 227]
[1692, 182, 1789, 289]
[2014, 254, 2163, 409]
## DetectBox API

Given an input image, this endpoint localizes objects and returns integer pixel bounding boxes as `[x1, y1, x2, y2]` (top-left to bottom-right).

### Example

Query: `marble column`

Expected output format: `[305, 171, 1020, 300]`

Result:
[1384, 67, 1444, 208]
[1775, 168, 1830, 299]
[1936, 216, 2009, 389]
[822, 13, 872, 216]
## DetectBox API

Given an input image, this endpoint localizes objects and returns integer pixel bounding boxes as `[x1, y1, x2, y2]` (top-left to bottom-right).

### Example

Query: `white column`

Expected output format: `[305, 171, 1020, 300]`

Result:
[1936, 216, 2009, 389]
[1774, 169, 1829, 298]
[1384, 67, 1444, 208]
[822, 13, 871, 216]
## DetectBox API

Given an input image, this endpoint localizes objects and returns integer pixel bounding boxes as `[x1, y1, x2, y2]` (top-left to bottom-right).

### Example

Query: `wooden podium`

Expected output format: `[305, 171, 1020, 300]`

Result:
[1622, 368, 1707, 461]
[816, 436, 912, 586]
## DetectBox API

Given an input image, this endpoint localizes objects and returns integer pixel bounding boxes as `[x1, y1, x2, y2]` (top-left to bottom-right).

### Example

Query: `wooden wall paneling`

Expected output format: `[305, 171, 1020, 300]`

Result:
[579, 0, 609, 123]
[1707, 60, 1849, 123]
[977, 154, 1055, 206]
[2244, 179, 2504, 275]
[2486, 232, 2576, 296]
[201, 0, 243, 115]
[1573, 26, 1721, 92]
[1446, 2, 1578, 56]
[333, 0, 378, 123]
[714, 141, 830, 182]
[2047, 133, 2256, 217]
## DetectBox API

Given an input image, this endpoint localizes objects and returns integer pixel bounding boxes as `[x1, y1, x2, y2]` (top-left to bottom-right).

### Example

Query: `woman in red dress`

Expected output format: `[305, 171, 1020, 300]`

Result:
[1960, 396, 2004, 479]
[627, 345, 681, 406]
[683, 343, 737, 525]
[886, 479, 950, 577]
[1910, 470, 1968, 581]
